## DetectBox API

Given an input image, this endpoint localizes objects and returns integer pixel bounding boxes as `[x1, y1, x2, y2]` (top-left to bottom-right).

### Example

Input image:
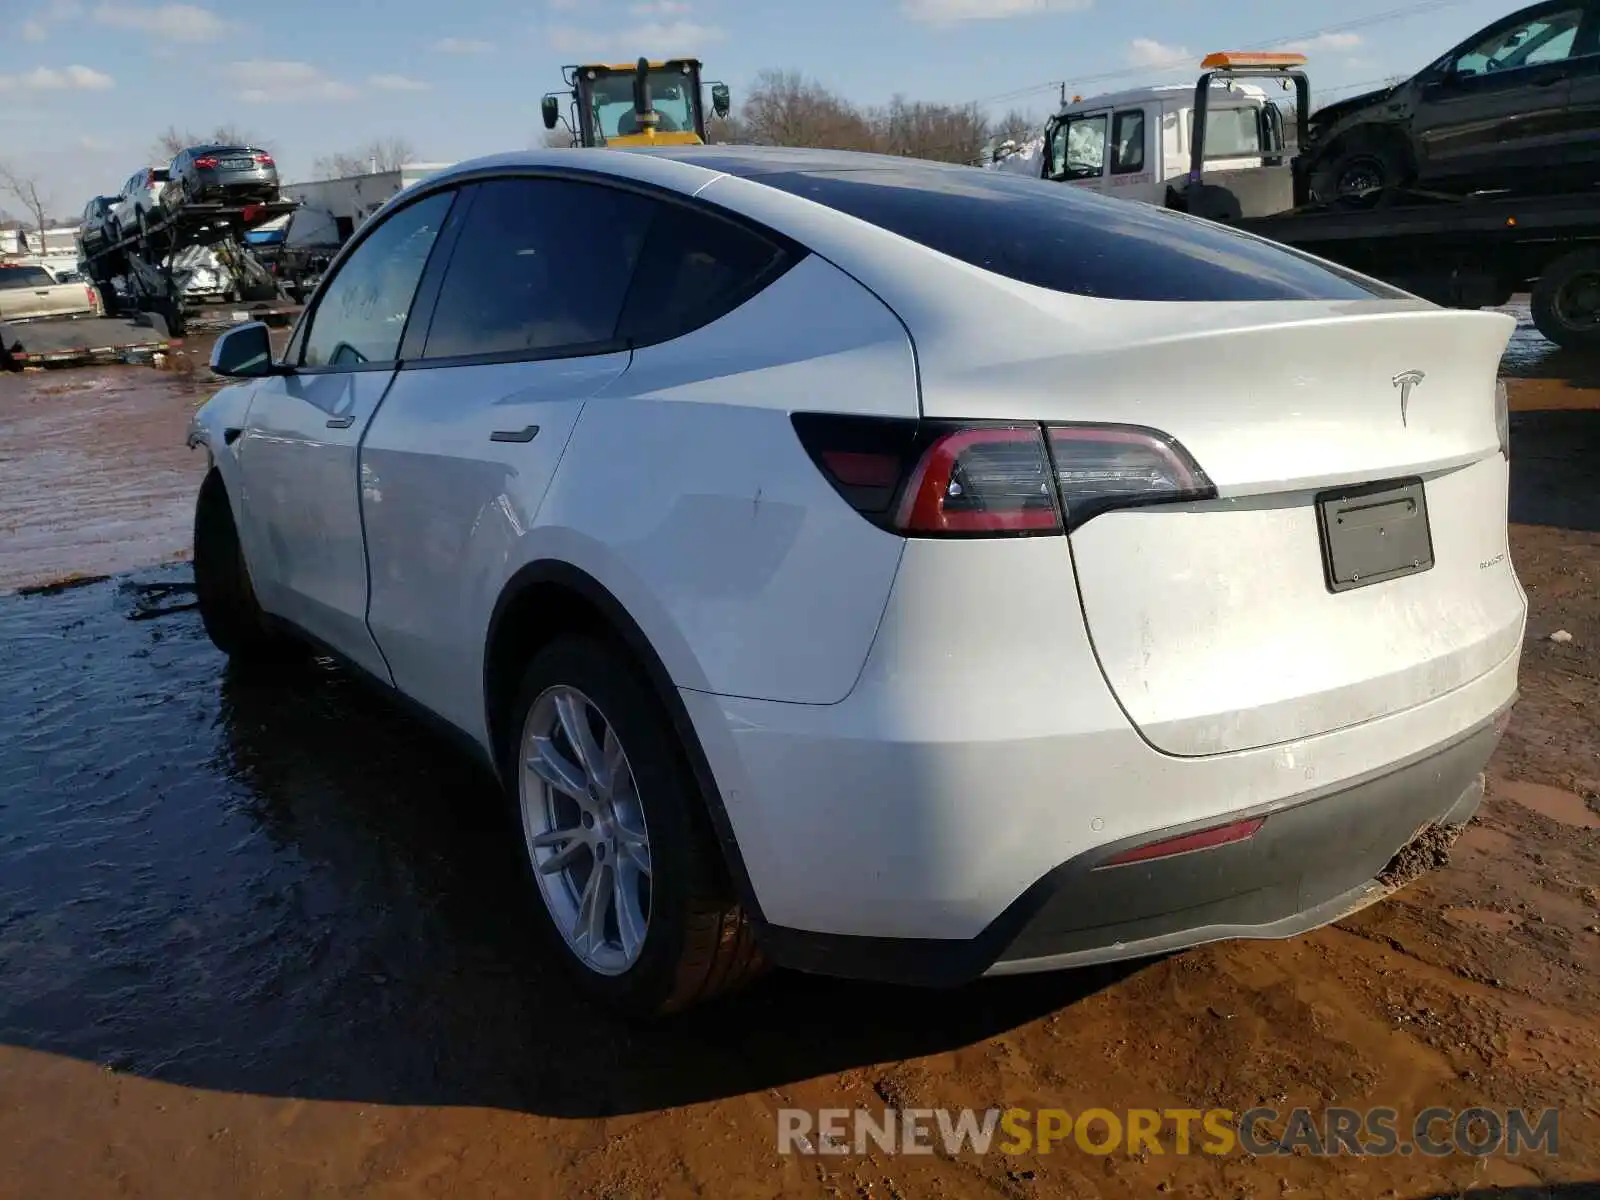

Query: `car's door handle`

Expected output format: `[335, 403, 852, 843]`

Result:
[326, 414, 355, 429]
[489, 425, 540, 443]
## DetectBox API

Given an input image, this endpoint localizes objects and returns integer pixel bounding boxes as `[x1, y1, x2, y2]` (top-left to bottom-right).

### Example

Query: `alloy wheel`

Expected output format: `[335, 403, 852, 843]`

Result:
[519, 685, 653, 976]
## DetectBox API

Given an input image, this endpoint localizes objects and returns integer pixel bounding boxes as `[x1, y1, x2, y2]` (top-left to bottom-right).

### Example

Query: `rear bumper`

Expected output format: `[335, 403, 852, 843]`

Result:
[757, 706, 1505, 987]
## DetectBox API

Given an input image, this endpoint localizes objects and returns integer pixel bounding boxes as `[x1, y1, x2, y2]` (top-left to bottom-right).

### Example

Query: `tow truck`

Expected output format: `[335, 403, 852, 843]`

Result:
[541, 57, 731, 147]
[1028, 52, 1600, 350]
[77, 189, 300, 338]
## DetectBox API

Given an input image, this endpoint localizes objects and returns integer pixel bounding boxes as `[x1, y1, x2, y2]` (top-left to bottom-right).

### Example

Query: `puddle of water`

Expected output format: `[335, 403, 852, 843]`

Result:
[1498, 780, 1600, 830]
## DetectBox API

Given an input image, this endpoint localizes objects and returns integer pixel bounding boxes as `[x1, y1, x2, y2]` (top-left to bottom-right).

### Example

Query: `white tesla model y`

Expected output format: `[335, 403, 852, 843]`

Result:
[189, 146, 1524, 1015]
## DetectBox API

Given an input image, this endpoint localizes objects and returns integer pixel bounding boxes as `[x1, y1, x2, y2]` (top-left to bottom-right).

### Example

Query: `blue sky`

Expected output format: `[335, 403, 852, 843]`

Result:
[0, 0, 1526, 219]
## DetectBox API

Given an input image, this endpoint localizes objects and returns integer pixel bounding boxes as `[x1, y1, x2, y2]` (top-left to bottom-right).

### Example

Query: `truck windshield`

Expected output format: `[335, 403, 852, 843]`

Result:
[1204, 106, 1262, 159]
[590, 70, 697, 139]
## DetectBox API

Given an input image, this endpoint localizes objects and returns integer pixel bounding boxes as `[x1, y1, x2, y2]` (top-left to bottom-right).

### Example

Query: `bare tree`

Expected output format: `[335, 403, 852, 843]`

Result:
[311, 137, 418, 179]
[0, 163, 52, 248]
[738, 70, 879, 152]
[151, 124, 270, 162]
[992, 108, 1039, 148]
[873, 97, 990, 165]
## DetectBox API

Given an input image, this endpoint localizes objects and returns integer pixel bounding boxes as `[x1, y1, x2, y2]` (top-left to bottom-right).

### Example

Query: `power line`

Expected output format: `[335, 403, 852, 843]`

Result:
[970, 0, 1474, 110]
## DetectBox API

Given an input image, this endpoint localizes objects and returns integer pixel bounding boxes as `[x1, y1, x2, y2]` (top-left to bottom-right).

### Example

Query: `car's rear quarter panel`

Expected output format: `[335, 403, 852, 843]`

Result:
[500, 252, 921, 712]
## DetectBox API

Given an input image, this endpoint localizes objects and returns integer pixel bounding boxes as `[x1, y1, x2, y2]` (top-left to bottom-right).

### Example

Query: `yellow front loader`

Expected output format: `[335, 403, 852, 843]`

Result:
[542, 57, 731, 148]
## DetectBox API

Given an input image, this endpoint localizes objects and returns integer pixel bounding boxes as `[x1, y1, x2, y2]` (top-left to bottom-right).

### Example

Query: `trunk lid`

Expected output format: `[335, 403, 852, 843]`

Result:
[922, 300, 1525, 756]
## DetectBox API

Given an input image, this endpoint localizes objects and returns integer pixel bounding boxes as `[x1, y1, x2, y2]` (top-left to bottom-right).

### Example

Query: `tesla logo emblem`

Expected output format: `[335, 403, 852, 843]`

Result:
[1393, 370, 1425, 426]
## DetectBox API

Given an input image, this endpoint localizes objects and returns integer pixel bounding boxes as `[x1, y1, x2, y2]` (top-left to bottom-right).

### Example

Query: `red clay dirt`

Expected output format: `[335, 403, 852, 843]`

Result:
[0, 311, 1596, 1199]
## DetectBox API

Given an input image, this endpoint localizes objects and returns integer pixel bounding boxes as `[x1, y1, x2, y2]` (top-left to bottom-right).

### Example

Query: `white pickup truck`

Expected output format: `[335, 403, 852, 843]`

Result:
[0, 263, 101, 323]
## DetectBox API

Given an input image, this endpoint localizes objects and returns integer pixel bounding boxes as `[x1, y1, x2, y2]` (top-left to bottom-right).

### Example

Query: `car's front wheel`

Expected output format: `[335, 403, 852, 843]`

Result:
[505, 636, 763, 1016]
[193, 471, 300, 662]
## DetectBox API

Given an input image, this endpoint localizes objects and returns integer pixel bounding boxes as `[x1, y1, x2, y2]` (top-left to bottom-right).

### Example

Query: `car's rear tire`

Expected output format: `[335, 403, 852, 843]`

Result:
[1531, 248, 1600, 351]
[503, 635, 764, 1017]
[193, 470, 300, 663]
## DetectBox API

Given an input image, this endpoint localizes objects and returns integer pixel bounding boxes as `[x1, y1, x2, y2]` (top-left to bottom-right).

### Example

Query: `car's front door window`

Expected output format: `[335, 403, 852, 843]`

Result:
[300, 190, 454, 368]
[1455, 7, 1583, 76]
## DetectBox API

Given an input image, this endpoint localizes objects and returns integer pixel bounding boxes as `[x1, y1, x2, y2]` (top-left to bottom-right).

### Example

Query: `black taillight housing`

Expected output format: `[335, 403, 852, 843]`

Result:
[791, 412, 1215, 537]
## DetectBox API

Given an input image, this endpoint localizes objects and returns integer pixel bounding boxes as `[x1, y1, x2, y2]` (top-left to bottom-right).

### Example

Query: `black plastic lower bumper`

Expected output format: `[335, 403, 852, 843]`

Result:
[759, 706, 1508, 988]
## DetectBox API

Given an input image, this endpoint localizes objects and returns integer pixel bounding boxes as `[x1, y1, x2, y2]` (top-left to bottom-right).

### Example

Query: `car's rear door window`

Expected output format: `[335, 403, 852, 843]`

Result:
[751, 165, 1404, 301]
[421, 178, 654, 361]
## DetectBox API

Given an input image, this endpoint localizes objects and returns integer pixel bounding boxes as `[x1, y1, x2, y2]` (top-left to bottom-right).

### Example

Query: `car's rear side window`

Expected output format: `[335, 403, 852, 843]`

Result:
[750, 166, 1401, 301]
[0, 267, 52, 289]
[615, 202, 790, 347]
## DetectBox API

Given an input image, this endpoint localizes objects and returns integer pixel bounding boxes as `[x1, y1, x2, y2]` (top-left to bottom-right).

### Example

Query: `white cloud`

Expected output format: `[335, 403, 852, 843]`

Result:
[0, 64, 116, 92]
[368, 73, 431, 92]
[902, 0, 1091, 24]
[1126, 37, 1189, 69]
[229, 60, 359, 103]
[1281, 32, 1362, 55]
[433, 36, 493, 53]
[78, 134, 111, 151]
[629, 0, 690, 14]
[92, 2, 227, 41]
[546, 19, 726, 56]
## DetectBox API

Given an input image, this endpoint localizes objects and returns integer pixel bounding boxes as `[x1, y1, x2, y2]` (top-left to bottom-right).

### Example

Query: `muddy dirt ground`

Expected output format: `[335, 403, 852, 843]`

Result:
[0, 311, 1596, 1199]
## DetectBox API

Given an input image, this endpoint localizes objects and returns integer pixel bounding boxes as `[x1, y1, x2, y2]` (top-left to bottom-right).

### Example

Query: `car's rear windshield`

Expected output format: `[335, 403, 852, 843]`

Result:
[748, 167, 1401, 302]
[0, 267, 54, 289]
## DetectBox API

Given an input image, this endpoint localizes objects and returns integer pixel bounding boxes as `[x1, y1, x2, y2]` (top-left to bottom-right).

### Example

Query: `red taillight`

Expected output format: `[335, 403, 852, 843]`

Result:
[254, 154, 274, 166]
[897, 426, 1059, 534]
[85, 284, 97, 311]
[1097, 818, 1265, 868]
[791, 413, 1216, 538]
[194, 156, 218, 168]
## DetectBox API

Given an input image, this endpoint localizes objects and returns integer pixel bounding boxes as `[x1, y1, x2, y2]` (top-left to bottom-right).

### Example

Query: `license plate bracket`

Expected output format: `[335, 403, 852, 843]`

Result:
[1315, 477, 1433, 593]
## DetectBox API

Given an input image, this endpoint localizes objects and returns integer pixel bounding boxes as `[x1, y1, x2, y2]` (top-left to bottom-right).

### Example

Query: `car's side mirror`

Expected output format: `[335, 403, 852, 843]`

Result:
[541, 95, 560, 131]
[210, 321, 280, 378]
[711, 82, 731, 119]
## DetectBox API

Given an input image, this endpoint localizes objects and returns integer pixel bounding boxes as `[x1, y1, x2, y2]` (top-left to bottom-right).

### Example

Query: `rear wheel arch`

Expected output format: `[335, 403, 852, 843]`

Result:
[1310, 123, 1416, 199]
[482, 561, 767, 924]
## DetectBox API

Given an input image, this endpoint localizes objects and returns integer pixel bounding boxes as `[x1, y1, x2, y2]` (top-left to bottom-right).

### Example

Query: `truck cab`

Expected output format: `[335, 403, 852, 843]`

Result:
[1006, 53, 1311, 222]
[1040, 80, 1289, 205]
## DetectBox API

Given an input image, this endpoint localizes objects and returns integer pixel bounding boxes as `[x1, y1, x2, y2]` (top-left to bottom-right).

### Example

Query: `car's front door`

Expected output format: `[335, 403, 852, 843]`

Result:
[1412, 2, 1586, 185]
[359, 175, 659, 737]
[234, 188, 457, 680]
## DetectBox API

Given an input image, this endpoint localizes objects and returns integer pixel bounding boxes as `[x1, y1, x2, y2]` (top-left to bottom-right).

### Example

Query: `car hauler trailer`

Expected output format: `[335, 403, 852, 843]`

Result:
[78, 192, 299, 338]
[1029, 52, 1600, 350]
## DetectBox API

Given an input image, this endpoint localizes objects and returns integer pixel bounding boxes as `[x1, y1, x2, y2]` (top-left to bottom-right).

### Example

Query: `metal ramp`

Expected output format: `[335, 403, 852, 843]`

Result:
[81, 196, 301, 337]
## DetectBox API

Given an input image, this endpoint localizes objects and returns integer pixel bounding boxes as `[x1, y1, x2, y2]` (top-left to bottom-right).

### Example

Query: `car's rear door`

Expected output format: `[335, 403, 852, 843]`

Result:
[359, 175, 656, 736]
[1413, 2, 1585, 185]
[234, 187, 458, 680]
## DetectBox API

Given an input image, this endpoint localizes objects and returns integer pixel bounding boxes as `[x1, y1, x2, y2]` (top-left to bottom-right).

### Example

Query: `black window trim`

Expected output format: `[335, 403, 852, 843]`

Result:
[285, 186, 464, 375]
[388, 164, 807, 374]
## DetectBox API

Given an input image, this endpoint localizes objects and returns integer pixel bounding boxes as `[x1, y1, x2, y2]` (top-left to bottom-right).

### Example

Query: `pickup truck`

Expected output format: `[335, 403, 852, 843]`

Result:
[0, 263, 101, 323]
